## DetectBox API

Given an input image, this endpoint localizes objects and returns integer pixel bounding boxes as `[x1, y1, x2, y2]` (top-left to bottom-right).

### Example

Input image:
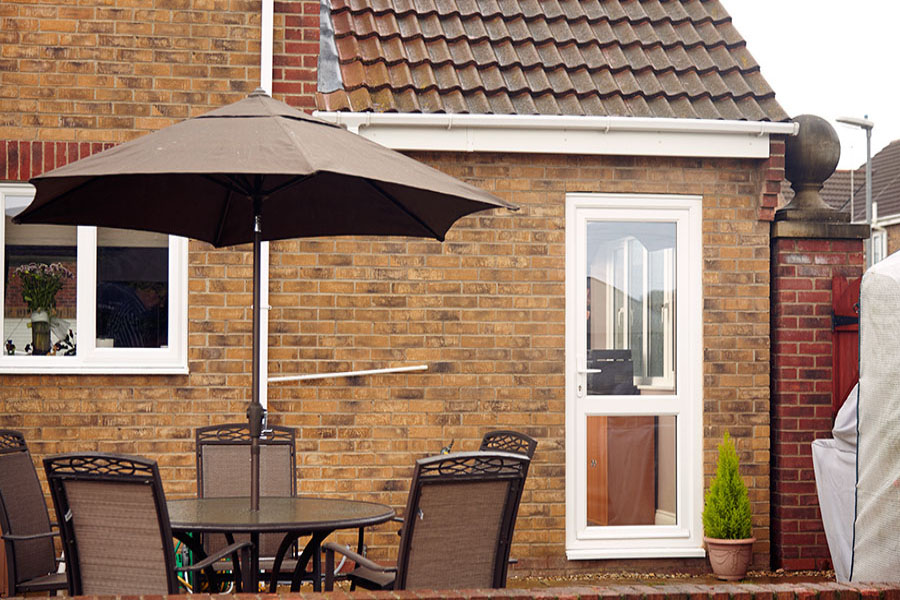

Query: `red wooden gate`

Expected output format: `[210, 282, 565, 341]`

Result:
[832, 276, 860, 417]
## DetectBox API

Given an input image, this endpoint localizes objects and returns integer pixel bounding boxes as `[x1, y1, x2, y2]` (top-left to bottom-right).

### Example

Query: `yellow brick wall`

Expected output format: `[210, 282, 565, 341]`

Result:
[1, 148, 774, 575]
[0, 0, 267, 144]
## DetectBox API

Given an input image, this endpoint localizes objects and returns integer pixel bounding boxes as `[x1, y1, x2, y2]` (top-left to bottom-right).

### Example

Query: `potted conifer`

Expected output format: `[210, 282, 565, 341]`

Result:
[702, 431, 756, 581]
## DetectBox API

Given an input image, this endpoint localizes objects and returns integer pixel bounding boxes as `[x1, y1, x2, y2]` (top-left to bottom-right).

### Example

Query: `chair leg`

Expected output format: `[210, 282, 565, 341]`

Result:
[238, 545, 251, 593]
[324, 545, 335, 592]
[348, 526, 366, 591]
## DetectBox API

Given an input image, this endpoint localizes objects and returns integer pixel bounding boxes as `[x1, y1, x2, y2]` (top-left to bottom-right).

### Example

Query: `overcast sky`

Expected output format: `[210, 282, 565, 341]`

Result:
[724, 0, 899, 170]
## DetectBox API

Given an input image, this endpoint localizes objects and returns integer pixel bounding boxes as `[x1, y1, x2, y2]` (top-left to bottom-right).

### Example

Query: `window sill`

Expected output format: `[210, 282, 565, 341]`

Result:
[0, 357, 189, 375]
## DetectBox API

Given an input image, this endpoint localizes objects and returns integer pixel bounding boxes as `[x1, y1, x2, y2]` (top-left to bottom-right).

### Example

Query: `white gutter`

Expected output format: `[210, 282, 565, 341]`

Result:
[313, 112, 798, 159]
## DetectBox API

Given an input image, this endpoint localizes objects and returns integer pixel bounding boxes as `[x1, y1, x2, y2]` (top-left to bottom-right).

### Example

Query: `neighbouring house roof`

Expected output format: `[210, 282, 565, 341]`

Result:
[317, 0, 789, 121]
[783, 139, 900, 223]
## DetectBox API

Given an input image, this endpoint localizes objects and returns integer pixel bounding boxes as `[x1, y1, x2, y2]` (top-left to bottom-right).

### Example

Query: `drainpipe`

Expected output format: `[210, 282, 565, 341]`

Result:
[257, 0, 273, 411]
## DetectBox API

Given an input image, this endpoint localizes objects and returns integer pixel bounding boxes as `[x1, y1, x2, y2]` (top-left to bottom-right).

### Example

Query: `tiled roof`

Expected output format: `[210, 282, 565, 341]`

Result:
[783, 140, 900, 221]
[317, 0, 789, 120]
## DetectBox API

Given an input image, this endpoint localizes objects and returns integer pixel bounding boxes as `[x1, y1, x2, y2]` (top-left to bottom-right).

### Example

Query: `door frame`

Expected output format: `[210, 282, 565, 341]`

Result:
[564, 193, 705, 559]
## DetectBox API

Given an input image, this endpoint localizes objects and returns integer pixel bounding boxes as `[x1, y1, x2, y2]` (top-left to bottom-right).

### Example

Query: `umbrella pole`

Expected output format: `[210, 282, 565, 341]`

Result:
[248, 199, 265, 511]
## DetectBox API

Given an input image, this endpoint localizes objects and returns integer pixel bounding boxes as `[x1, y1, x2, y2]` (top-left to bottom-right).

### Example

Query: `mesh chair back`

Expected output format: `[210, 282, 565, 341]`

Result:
[395, 451, 529, 590]
[44, 453, 179, 596]
[196, 424, 295, 557]
[0, 431, 58, 591]
[479, 430, 538, 461]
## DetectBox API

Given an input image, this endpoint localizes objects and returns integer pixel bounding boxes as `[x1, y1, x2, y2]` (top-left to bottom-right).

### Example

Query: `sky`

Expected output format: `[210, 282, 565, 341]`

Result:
[724, 0, 899, 170]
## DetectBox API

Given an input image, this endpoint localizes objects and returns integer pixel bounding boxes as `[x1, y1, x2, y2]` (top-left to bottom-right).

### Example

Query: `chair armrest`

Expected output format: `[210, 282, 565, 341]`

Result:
[322, 541, 396, 592]
[1, 530, 58, 542]
[179, 540, 253, 592]
[322, 541, 392, 573]
[180, 540, 252, 572]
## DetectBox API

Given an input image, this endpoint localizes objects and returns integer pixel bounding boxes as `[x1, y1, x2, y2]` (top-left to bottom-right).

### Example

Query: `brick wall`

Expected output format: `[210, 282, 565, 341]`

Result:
[272, 1, 319, 110]
[885, 223, 900, 257]
[0, 141, 777, 574]
[0, 0, 265, 144]
[770, 237, 865, 570]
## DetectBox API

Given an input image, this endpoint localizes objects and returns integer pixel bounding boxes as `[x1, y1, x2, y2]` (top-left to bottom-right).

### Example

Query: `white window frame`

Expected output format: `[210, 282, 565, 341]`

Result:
[0, 183, 188, 374]
[565, 193, 704, 559]
[871, 228, 887, 264]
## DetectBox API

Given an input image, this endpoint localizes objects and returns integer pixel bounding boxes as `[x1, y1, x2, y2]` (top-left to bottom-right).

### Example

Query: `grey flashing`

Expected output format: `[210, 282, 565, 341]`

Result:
[318, 0, 343, 94]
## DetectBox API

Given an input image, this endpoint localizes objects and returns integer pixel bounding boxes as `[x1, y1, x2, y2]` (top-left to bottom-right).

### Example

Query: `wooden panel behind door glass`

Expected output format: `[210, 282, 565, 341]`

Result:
[586, 415, 677, 526]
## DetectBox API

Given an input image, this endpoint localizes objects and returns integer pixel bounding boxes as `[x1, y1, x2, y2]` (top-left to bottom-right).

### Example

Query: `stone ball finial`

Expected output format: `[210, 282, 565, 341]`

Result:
[780, 114, 843, 220]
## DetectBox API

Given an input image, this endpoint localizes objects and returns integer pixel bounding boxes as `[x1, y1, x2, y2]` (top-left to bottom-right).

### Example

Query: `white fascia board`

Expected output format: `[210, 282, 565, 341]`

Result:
[873, 214, 900, 228]
[313, 112, 799, 159]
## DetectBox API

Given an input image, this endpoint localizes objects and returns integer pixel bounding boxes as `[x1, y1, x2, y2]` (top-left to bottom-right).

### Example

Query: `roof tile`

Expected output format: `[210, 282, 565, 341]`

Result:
[486, 90, 516, 113]
[448, 37, 477, 64]
[578, 93, 607, 116]
[463, 88, 492, 112]
[597, 0, 628, 22]
[533, 92, 562, 114]
[556, 92, 586, 115]
[318, 0, 789, 120]
[646, 95, 677, 118]
[509, 91, 538, 113]
[457, 63, 483, 90]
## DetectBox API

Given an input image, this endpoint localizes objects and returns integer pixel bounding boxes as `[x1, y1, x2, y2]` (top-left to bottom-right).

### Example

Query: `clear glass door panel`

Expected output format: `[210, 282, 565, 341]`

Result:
[585, 221, 676, 394]
[586, 415, 677, 526]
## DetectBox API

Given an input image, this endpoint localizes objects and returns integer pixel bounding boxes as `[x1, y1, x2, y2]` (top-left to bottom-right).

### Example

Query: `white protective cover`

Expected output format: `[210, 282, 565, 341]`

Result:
[851, 251, 900, 582]
[811, 383, 857, 582]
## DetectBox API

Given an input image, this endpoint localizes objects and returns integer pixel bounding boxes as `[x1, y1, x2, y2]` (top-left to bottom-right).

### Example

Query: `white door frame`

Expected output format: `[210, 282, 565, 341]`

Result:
[564, 193, 704, 559]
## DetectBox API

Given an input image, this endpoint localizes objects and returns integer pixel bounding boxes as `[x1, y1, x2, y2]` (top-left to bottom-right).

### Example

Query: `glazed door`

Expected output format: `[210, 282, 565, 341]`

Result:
[566, 194, 703, 559]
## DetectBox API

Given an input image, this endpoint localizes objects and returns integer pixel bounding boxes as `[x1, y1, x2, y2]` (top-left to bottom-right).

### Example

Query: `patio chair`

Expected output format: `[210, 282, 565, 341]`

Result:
[0, 430, 67, 596]
[195, 423, 301, 586]
[43, 452, 252, 596]
[323, 450, 530, 591]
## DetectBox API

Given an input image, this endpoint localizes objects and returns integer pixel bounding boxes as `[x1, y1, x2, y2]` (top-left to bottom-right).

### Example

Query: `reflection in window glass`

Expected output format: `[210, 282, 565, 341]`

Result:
[96, 228, 169, 348]
[3, 195, 77, 356]
[585, 221, 676, 394]
[586, 415, 677, 526]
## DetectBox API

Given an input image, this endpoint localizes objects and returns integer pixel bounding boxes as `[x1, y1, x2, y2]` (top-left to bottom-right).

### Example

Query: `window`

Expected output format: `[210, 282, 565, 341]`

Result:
[566, 193, 703, 559]
[871, 228, 886, 264]
[0, 183, 188, 373]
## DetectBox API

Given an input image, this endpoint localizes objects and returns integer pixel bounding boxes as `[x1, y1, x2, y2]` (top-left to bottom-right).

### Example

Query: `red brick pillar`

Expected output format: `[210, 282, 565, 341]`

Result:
[770, 235, 865, 570]
[770, 115, 869, 570]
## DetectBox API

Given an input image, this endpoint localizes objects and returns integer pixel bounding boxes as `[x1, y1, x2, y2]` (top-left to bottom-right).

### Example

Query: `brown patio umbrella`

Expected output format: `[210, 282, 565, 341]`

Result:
[16, 88, 516, 509]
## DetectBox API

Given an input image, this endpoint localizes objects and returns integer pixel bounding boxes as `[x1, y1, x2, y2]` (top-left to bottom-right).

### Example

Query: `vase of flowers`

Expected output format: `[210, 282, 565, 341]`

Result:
[13, 262, 74, 355]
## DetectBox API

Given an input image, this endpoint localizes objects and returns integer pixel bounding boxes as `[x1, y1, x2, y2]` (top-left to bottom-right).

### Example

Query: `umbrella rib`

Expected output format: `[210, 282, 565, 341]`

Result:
[200, 173, 250, 197]
[214, 189, 235, 247]
[261, 173, 315, 197]
[365, 179, 443, 241]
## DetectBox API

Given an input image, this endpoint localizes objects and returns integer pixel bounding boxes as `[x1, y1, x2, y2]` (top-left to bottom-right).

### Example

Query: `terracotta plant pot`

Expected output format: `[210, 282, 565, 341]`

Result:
[704, 536, 755, 581]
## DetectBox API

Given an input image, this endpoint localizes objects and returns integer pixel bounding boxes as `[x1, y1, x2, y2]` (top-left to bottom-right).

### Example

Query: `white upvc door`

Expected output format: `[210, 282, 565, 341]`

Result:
[565, 193, 704, 559]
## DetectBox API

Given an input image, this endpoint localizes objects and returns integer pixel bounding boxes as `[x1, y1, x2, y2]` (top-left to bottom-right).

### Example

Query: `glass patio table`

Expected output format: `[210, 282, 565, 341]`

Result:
[167, 496, 395, 592]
